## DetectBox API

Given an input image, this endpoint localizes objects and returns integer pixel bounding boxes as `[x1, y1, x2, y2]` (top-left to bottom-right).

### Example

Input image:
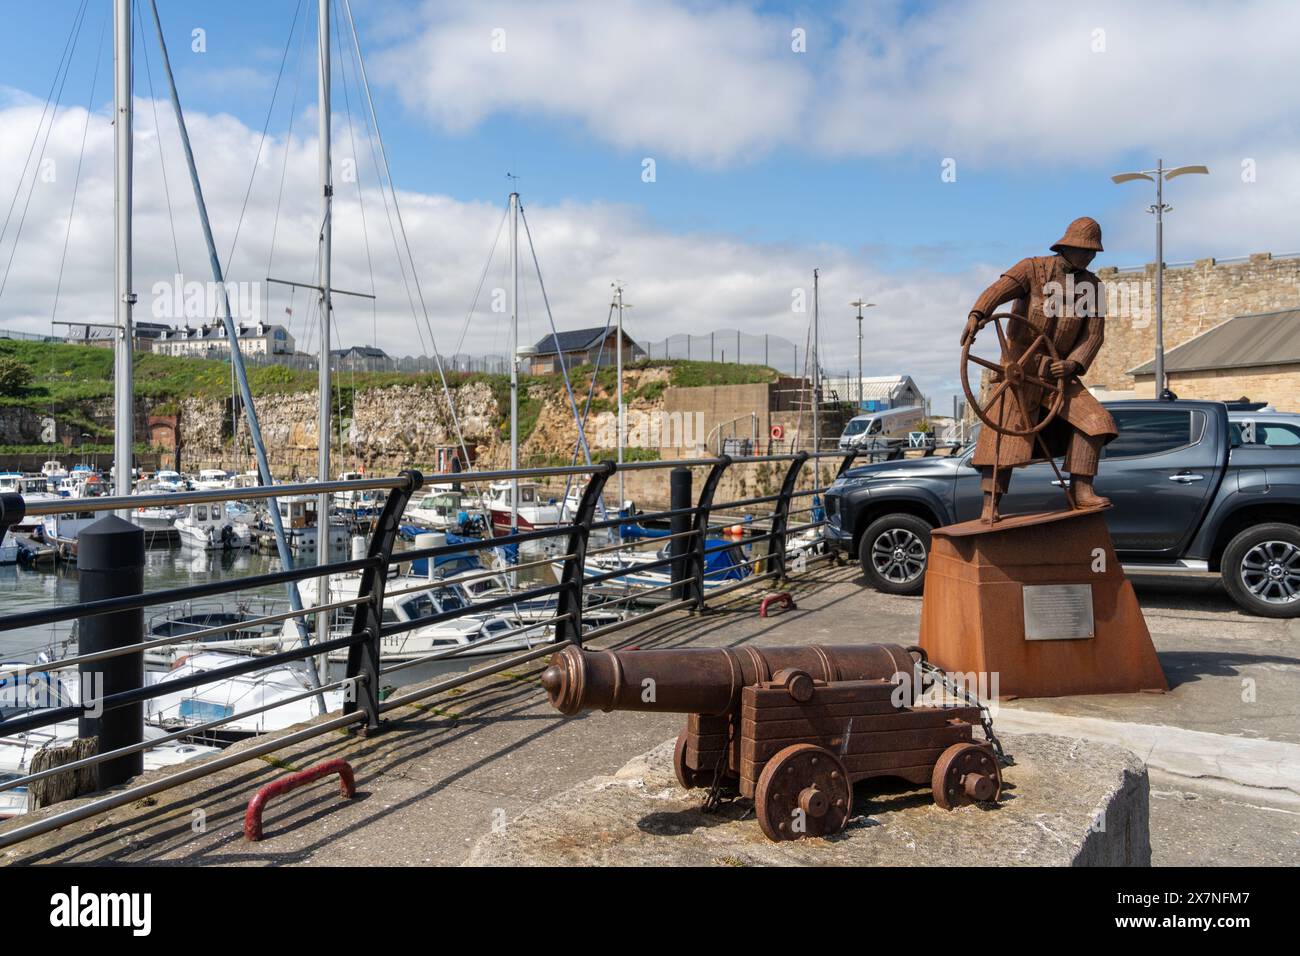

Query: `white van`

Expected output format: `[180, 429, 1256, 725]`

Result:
[838, 406, 925, 450]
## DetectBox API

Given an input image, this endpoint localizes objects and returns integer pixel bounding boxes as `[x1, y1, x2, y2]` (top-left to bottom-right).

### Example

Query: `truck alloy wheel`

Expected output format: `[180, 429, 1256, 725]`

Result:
[1222, 522, 1300, 618]
[858, 514, 932, 595]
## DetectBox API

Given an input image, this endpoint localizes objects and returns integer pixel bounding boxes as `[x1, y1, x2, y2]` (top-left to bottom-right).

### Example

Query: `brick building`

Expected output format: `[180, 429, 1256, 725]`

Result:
[1090, 252, 1300, 395]
[1129, 308, 1300, 409]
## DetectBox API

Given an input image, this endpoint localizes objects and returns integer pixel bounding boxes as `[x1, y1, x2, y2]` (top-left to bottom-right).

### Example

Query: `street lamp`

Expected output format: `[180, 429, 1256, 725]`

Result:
[849, 299, 876, 409]
[1111, 159, 1209, 399]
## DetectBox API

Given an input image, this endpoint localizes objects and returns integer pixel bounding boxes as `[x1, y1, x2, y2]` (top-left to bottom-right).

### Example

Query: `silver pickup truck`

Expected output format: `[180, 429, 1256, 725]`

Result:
[824, 400, 1300, 618]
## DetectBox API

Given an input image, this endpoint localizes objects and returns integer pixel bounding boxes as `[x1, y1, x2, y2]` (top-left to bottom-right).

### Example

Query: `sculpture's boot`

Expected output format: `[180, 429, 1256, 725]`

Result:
[1070, 474, 1111, 509]
[979, 467, 1009, 523]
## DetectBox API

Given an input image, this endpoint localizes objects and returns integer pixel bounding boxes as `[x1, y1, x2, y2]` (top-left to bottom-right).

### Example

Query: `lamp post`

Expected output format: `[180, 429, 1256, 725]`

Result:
[1111, 159, 1208, 399]
[849, 299, 876, 409]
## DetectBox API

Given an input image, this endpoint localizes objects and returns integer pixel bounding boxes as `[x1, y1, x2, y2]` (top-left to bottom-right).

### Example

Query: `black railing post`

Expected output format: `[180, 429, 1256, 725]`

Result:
[669, 466, 692, 601]
[690, 455, 731, 611]
[768, 451, 810, 583]
[836, 448, 862, 478]
[344, 468, 422, 733]
[556, 460, 615, 646]
[0, 493, 25, 537]
[77, 515, 145, 788]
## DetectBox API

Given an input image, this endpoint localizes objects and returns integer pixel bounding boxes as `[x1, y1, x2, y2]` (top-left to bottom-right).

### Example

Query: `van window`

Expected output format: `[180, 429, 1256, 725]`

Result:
[1103, 409, 1200, 459]
[842, 419, 868, 437]
[866, 419, 883, 435]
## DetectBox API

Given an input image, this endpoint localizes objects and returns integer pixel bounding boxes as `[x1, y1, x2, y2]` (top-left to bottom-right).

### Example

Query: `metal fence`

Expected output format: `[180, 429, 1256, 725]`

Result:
[0, 449, 874, 849]
[640, 330, 804, 375]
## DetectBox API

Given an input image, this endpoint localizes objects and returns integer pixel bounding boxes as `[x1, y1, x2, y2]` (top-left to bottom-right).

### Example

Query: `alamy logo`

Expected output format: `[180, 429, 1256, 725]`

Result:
[49, 886, 152, 936]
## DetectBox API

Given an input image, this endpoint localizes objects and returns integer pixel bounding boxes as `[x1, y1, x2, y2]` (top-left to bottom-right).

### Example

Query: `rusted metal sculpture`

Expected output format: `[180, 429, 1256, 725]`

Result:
[960, 216, 1118, 524]
[540, 643, 1003, 841]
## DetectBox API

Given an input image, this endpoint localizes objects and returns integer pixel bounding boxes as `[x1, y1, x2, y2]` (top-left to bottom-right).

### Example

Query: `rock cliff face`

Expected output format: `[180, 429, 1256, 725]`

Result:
[178, 367, 677, 477]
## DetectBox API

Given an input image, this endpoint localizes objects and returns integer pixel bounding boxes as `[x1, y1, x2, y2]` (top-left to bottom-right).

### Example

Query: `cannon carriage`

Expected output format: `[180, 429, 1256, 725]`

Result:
[540, 642, 1003, 841]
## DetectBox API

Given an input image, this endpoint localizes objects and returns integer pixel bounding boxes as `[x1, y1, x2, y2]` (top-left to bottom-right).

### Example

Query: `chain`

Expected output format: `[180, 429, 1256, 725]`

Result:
[700, 720, 738, 813]
[918, 660, 1013, 766]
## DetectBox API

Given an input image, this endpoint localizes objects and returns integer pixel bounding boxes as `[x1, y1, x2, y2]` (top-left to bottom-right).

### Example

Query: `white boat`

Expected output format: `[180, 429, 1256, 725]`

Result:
[274, 495, 348, 553]
[0, 528, 17, 566]
[40, 460, 68, 490]
[485, 481, 564, 537]
[406, 486, 472, 530]
[142, 599, 298, 669]
[145, 651, 344, 744]
[332, 471, 385, 520]
[41, 507, 99, 560]
[192, 468, 232, 491]
[152, 469, 188, 492]
[0, 665, 219, 818]
[299, 572, 554, 662]
[173, 501, 253, 551]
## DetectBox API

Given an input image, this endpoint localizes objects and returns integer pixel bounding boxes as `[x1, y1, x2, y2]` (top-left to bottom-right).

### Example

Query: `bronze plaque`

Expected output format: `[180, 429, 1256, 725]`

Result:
[1022, 584, 1095, 641]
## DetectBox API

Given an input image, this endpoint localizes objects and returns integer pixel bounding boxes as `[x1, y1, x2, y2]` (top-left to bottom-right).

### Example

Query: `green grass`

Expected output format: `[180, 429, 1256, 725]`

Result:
[0, 342, 783, 452]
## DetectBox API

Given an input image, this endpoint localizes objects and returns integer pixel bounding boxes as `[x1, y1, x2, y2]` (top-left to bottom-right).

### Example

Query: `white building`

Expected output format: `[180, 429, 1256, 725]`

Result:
[820, 374, 925, 412]
[153, 322, 295, 359]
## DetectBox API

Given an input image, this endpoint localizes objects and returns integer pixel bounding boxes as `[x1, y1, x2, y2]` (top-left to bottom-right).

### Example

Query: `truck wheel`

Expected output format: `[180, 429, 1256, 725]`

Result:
[1221, 523, 1300, 618]
[858, 514, 932, 595]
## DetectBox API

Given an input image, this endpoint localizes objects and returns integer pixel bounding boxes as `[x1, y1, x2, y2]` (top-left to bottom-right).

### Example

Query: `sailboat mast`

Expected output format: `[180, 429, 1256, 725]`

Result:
[614, 282, 625, 508]
[509, 190, 519, 535]
[113, 0, 135, 498]
[812, 267, 820, 479]
[316, 0, 333, 641]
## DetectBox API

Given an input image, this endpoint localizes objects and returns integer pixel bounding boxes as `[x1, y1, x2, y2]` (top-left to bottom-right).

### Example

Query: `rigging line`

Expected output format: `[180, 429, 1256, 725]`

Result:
[221, 0, 305, 280]
[336, 4, 426, 360]
[339, 18, 425, 360]
[558, 301, 616, 513]
[0, 0, 90, 300]
[452, 207, 508, 358]
[0, 0, 88, 255]
[133, 0, 181, 275]
[341, 0, 473, 475]
[52, 9, 109, 324]
[265, 5, 311, 317]
[333, 0, 377, 349]
[519, 205, 597, 474]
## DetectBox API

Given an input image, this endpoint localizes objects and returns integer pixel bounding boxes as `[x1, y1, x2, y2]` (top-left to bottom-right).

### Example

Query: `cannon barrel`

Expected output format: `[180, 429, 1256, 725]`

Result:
[539, 643, 920, 716]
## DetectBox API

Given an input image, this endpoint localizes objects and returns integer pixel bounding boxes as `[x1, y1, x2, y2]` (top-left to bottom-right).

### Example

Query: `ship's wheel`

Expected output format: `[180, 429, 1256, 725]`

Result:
[960, 312, 1066, 438]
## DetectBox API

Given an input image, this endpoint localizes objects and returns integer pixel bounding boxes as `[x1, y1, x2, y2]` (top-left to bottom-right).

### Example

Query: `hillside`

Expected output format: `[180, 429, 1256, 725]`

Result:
[0, 339, 780, 470]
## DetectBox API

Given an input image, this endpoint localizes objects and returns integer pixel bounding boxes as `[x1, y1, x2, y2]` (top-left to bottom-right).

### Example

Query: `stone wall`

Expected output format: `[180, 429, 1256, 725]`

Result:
[1134, 362, 1300, 408]
[1091, 252, 1300, 391]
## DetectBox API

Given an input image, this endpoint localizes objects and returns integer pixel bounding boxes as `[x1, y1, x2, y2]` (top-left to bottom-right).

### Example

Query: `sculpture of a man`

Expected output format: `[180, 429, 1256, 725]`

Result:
[960, 216, 1118, 523]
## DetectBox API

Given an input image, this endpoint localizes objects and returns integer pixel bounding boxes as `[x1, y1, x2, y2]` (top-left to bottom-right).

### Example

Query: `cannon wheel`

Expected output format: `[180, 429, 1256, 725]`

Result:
[960, 311, 1067, 438]
[931, 742, 1002, 810]
[755, 743, 852, 841]
[673, 731, 700, 789]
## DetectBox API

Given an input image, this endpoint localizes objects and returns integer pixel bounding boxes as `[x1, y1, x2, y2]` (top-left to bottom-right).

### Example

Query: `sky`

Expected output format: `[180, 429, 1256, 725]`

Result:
[1, 0, 1297, 414]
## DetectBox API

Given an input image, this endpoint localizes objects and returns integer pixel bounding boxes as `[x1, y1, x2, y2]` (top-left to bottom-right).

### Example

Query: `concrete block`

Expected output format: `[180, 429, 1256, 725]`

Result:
[465, 732, 1151, 867]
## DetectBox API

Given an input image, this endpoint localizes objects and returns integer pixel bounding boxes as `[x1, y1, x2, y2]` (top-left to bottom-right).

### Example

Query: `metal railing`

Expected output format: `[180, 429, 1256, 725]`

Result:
[0, 448, 869, 848]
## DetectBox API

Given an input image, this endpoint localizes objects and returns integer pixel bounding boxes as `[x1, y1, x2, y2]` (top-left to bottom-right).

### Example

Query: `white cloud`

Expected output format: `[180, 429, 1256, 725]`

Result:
[375, 0, 1300, 168]
[0, 96, 988, 410]
[373, 0, 812, 166]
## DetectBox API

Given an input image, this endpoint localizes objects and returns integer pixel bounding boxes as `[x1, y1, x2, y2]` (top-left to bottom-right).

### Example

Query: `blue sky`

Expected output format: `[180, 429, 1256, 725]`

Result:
[1, 0, 1296, 411]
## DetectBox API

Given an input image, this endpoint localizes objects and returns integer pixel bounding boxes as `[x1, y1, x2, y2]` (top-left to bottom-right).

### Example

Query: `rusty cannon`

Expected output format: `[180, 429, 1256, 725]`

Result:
[539, 643, 1004, 841]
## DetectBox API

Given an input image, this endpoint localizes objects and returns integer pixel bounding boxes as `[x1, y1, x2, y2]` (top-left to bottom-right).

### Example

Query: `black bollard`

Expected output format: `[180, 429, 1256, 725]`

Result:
[669, 467, 692, 601]
[77, 515, 145, 788]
